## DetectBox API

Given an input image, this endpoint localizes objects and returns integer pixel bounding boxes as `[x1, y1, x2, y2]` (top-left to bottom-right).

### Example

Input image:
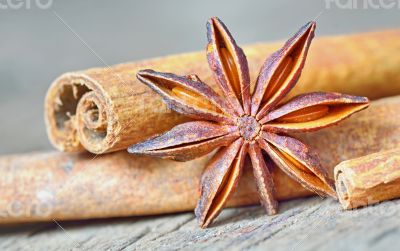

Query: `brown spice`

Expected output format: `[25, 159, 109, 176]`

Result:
[129, 18, 369, 228]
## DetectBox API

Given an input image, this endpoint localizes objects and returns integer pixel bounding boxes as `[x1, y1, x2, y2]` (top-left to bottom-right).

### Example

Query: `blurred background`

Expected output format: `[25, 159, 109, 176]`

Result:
[0, 0, 399, 154]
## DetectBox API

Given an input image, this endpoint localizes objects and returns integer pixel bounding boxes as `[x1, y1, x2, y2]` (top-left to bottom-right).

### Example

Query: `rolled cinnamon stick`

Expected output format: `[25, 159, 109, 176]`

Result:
[45, 29, 400, 154]
[335, 148, 400, 210]
[3, 96, 400, 224]
[0, 152, 310, 224]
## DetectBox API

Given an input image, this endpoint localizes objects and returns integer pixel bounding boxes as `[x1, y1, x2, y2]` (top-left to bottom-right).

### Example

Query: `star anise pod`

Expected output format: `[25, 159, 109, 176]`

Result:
[128, 17, 369, 228]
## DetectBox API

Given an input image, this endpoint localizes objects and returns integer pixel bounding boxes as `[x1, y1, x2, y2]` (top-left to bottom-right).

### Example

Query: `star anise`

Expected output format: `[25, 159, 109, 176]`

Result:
[128, 17, 369, 228]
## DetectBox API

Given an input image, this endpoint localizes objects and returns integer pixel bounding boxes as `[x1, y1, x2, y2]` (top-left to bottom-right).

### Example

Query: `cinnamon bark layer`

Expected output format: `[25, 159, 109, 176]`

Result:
[45, 29, 400, 154]
[335, 148, 400, 210]
[3, 96, 400, 224]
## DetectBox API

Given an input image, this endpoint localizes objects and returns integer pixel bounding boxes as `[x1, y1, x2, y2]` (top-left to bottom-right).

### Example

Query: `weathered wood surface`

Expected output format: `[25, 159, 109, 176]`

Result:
[1, 197, 399, 251]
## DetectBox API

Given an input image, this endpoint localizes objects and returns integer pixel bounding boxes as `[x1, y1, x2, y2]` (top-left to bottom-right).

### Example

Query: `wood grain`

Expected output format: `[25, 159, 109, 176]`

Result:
[1, 197, 399, 250]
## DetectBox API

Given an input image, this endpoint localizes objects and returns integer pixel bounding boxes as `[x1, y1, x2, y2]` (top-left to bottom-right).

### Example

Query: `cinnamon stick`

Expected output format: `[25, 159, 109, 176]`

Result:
[335, 148, 400, 210]
[0, 152, 310, 224]
[3, 96, 400, 224]
[45, 29, 400, 154]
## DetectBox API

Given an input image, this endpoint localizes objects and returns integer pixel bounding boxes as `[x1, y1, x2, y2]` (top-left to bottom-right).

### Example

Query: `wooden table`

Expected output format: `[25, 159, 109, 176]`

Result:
[1, 195, 399, 250]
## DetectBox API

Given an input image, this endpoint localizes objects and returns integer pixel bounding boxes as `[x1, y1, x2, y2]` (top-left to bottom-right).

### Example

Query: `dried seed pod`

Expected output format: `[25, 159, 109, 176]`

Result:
[130, 19, 368, 228]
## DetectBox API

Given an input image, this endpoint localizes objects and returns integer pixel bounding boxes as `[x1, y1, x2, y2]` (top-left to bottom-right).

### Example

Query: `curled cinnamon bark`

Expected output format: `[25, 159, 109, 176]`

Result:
[0, 152, 310, 224]
[45, 29, 400, 154]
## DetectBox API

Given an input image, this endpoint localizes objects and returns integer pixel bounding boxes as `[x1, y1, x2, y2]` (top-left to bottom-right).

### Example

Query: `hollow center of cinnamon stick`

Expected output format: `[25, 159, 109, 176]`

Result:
[78, 96, 108, 143]
[55, 84, 90, 129]
[336, 172, 350, 202]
